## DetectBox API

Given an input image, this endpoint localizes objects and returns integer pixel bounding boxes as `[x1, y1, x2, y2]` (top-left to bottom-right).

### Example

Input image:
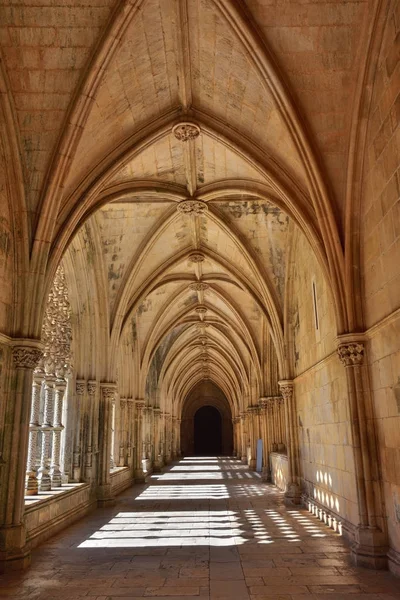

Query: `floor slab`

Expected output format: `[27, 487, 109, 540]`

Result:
[1, 457, 399, 600]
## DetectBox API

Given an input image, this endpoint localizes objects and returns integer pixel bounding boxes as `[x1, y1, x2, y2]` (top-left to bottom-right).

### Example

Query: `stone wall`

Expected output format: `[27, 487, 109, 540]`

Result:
[288, 227, 357, 532]
[366, 316, 400, 569]
[359, 0, 400, 571]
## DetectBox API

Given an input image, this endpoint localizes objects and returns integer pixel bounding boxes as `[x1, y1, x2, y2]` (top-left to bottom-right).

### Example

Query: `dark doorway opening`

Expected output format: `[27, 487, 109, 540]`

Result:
[194, 405, 222, 455]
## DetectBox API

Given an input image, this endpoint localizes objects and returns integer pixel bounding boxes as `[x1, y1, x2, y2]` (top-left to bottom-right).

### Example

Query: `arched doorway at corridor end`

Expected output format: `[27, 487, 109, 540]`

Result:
[180, 381, 233, 456]
[194, 405, 222, 455]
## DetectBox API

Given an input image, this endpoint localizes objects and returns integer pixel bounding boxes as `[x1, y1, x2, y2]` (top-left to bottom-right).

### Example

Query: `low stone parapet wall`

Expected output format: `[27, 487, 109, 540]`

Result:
[270, 451, 288, 492]
[110, 466, 134, 496]
[25, 483, 93, 550]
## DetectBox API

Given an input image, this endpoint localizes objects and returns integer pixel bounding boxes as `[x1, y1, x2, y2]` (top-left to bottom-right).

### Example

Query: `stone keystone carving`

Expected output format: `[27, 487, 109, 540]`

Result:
[195, 305, 208, 314]
[196, 322, 209, 328]
[337, 342, 365, 366]
[188, 252, 205, 263]
[12, 346, 43, 369]
[190, 282, 209, 291]
[172, 122, 201, 142]
[177, 200, 208, 215]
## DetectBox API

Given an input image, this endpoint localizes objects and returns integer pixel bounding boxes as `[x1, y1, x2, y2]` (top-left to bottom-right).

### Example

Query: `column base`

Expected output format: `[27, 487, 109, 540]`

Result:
[96, 484, 115, 507]
[0, 525, 30, 574]
[351, 527, 388, 570]
[25, 473, 38, 495]
[50, 469, 62, 488]
[241, 456, 247, 464]
[388, 547, 400, 577]
[142, 458, 152, 474]
[261, 466, 271, 482]
[284, 483, 302, 505]
[135, 468, 146, 483]
[153, 456, 164, 473]
[249, 458, 256, 470]
[38, 474, 51, 492]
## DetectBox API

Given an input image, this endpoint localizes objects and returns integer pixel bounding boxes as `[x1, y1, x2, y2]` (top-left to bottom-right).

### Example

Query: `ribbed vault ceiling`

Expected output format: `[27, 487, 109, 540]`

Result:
[0, 0, 368, 408]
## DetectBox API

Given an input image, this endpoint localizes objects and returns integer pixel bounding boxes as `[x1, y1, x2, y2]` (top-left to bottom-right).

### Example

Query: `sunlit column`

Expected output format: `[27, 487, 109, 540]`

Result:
[98, 383, 117, 504]
[240, 412, 246, 462]
[85, 380, 97, 480]
[25, 370, 45, 495]
[134, 401, 145, 481]
[118, 399, 127, 467]
[153, 408, 162, 471]
[165, 413, 172, 463]
[38, 374, 55, 491]
[126, 398, 134, 468]
[110, 396, 116, 470]
[50, 376, 66, 487]
[0, 342, 43, 571]
[73, 380, 85, 481]
[278, 380, 301, 503]
[259, 400, 270, 481]
[337, 337, 387, 567]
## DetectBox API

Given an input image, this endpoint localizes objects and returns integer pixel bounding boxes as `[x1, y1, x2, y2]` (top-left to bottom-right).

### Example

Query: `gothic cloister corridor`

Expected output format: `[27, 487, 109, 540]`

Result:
[1, 458, 400, 600]
[0, 0, 400, 584]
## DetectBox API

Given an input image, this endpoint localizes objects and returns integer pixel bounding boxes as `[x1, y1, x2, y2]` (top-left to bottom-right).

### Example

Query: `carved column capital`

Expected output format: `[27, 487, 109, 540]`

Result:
[12, 341, 43, 370]
[337, 338, 365, 367]
[76, 379, 86, 395]
[135, 400, 146, 412]
[278, 380, 294, 401]
[100, 383, 117, 401]
[87, 380, 97, 396]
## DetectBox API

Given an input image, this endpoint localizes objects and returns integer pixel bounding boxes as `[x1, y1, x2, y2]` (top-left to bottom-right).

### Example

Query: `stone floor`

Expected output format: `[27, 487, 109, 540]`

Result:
[1, 457, 400, 600]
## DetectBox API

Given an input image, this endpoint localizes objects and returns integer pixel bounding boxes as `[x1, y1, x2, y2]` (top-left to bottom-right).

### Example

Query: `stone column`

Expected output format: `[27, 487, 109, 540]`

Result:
[85, 381, 97, 481]
[337, 336, 387, 569]
[0, 341, 43, 572]
[247, 407, 257, 469]
[97, 383, 117, 506]
[50, 377, 66, 487]
[278, 380, 301, 504]
[73, 380, 85, 482]
[135, 401, 145, 482]
[259, 400, 271, 481]
[240, 412, 247, 462]
[25, 370, 45, 495]
[153, 408, 163, 472]
[118, 399, 127, 467]
[126, 398, 134, 468]
[37, 374, 55, 491]
[110, 396, 116, 470]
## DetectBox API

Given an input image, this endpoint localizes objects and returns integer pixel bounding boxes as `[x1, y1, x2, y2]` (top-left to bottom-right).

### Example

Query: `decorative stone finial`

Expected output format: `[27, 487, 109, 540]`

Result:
[177, 200, 208, 215]
[172, 122, 200, 142]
